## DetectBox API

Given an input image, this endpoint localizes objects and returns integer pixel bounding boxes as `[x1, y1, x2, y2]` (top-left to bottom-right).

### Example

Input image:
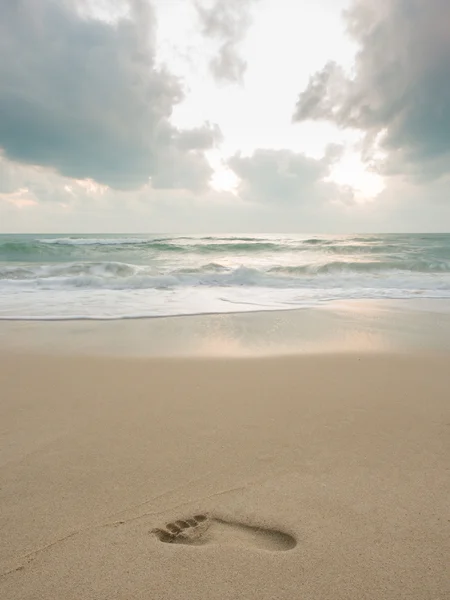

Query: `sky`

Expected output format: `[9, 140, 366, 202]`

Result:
[0, 0, 449, 233]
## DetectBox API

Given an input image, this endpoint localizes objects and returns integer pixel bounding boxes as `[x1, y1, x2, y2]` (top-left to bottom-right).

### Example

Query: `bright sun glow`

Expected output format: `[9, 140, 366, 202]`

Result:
[208, 152, 240, 193]
[328, 154, 385, 201]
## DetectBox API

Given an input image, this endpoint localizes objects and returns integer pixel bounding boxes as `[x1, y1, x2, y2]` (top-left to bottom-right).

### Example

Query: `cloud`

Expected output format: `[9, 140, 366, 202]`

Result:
[0, 0, 219, 190]
[196, 0, 257, 83]
[0, 146, 357, 233]
[4, 144, 450, 234]
[293, 0, 450, 180]
[0, 149, 252, 233]
[0, 151, 106, 208]
[228, 149, 338, 204]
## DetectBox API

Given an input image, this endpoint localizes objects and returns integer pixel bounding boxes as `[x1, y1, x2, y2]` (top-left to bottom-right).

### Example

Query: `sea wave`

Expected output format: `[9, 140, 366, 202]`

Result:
[0, 238, 292, 259]
[1, 260, 450, 291]
[268, 258, 450, 274]
[39, 236, 263, 245]
[40, 237, 162, 246]
[0, 261, 140, 280]
[1, 236, 450, 264]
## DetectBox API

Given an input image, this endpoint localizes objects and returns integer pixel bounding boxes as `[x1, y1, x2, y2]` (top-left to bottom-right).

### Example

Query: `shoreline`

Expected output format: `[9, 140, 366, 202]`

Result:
[1, 297, 450, 322]
[1, 299, 450, 357]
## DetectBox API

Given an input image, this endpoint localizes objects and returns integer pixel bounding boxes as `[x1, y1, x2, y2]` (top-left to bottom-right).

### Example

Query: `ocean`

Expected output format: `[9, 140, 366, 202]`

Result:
[1, 233, 450, 319]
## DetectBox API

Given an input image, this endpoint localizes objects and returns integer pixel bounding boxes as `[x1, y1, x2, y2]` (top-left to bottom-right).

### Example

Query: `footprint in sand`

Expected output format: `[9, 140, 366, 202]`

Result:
[151, 514, 296, 552]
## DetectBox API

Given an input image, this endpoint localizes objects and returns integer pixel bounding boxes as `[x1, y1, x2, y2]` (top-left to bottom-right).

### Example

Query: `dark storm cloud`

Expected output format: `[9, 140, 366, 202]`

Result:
[294, 0, 450, 179]
[0, 0, 219, 190]
[196, 0, 257, 83]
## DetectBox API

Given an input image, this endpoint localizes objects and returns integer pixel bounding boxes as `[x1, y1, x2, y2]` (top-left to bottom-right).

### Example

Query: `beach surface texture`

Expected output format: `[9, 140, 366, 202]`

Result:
[1, 307, 449, 599]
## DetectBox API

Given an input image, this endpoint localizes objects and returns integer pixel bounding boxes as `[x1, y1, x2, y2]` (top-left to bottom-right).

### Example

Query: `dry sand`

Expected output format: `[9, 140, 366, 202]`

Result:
[0, 350, 449, 599]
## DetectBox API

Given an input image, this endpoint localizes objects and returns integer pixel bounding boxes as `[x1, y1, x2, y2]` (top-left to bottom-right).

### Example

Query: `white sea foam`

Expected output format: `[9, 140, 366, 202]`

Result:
[39, 237, 158, 246]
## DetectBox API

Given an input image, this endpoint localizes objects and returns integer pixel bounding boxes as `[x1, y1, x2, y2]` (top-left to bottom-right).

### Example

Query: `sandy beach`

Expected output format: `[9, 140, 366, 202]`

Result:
[1, 309, 449, 599]
[2, 0, 450, 594]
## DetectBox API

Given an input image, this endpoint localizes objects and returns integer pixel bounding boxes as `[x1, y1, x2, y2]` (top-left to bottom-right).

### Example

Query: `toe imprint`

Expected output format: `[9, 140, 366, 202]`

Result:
[152, 529, 176, 544]
[193, 515, 207, 523]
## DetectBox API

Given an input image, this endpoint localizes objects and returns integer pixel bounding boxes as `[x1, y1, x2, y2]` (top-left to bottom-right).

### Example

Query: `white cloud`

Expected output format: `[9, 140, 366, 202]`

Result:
[228, 149, 336, 205]
[196, 0, 258, 83]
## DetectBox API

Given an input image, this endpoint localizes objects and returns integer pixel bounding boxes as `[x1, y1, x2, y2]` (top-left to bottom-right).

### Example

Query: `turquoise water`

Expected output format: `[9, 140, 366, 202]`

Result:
[1, 233, 450, 318]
